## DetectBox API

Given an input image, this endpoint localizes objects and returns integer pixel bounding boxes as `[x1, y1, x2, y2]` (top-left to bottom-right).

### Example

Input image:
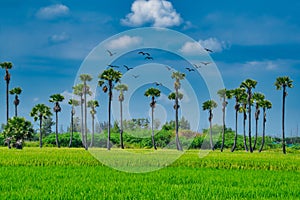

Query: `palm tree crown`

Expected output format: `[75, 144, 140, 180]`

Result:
[115, 84, 128, 102]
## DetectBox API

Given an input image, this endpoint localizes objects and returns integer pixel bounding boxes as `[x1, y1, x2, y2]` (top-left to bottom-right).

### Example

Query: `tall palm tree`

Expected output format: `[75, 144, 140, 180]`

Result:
[202, 100, 218, 151]
[30, 104, 52, 148]
[115, 84, 128, 149]
[168, 92, 184, 150]
[80, 74, 93, 150]
[73, 84, 85, 148]
[98, 68, 122, 150]
[49, 94, 65, 148]
[88, 100, 99, 147]
[275, 76, 293, 154]
[9, 87, 22, 117]
[0, 62, 13, 123]
[259, 99, 272, 152]
[171, 71, 185, 151]
[252, 92, 265, 150]
[239, 94, 249, 152]
[227, 88, 246, 152]
[145, 88, 161, 150]
[68, 99, 79, 147]
[217, 88, 229, 152]
[240, 79, 257, 153]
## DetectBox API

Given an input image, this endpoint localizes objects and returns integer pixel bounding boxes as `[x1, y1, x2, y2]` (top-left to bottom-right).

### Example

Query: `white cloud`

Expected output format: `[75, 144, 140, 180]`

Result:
[180, 38, 230, 55]
[106, 35, 142, 50]
[36, 4, 70, 20]
[121, 0, 183, 28]
[49, 32, 70, 44]
[244, 60, 279, 71]
[33, 98, 39, 102]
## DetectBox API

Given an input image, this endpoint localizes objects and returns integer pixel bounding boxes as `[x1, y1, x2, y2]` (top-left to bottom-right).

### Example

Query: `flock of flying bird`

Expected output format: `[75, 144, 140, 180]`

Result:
[105, 47, 214, 87]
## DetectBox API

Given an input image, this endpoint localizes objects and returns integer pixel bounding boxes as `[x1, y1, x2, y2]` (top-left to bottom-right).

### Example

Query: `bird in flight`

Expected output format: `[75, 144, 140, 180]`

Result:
[165, 66, 172, 71]
[132, 75, 139, 79]
[106, 50, 116, 56]
[204, 48, 213, 53]
[138, 51, 151, 56]
[193, 64, 201, 69]
[200, 62, 212, 66]
[153, 82, 163, 86]
[123, 65, 133, 71]
[185, 67, 195, 72]
[108, 64, 119, 68]
[145, 56, 154, 60]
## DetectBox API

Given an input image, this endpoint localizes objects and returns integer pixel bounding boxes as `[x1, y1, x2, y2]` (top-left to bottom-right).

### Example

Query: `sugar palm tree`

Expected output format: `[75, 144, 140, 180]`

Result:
[73, 84, 85, 148]
[9, 87, 22, 117]
[170, 71, 185, 151]
[227, 88, 246, 152]
[98, 68, 122, 150]
[252, 92, 265, 150]
[238, 93, 249, 152]
[202, 100, 218, 151]
[145, 88, 161, 150]
[0, 62, 13, 123]
[240, 79, 257, 153]
[259, 99, 272, 152]
[217, 89, 229, 152]
[275, 76, 293, 154]
[88, 100, 99, 147]
[80, 74, 93, 150]
[68, 99, 79, 147]
[30, 104, 52, 148]
[115, 84, 128, 149]
[49, 94, 65, 148]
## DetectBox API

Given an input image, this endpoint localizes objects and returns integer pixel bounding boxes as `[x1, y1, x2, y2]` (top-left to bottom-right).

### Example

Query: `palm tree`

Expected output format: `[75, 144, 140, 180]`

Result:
[170, 71, 185, 151]
[115, 84, 128, 149]
[217, 89, 228, 152]
[68, 99, 79, 147]
[80, 74, 93, 150]
[252, 92, 265, 150]
[30, 104, 52, 148]
[227, 88, 246, 152]
[259, 99, 272, 152]
[98, 68, 122, 150]
[145, 88, 161, 150]
[49, 94, 65, 148]
[88, 100, 99, 147]
[202, 100, 218, 150]
[0, 62, 13, 123]
[239, 94, 249, 152]
[275, 76, 293, 154]
[240, 79, 257, 153]
[9, 87, 22, 117]
[73, 84, 85, 148]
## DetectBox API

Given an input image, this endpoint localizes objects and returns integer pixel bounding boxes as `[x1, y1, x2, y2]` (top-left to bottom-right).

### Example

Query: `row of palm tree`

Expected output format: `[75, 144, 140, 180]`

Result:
[203, 77, 293, 154]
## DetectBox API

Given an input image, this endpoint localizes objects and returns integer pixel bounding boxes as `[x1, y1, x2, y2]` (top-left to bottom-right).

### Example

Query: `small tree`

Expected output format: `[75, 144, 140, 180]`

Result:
[87, 100, 99, 147]
[9, 87, 22, 117]
[202, 100, 218, 150]
[3, 117, 34, 149]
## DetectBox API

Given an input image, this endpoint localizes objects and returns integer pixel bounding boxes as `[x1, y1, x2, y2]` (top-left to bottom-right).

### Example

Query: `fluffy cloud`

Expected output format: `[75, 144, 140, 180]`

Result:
[48, 32, 70, 44]
[106, 35, 142, 50]
[244, 60, 279, 71]
[36, 4, 70, 20]
[121, 0, 183, 28]
[180, 38, 229, 55]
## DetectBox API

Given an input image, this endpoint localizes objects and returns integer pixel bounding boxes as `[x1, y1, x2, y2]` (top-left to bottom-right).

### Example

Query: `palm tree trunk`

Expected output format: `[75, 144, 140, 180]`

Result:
[282, 87, 286, 154]
[107, 82, 112, 150]
[120, 100, 124, 149]
[175, 89, 182, 151]
[209, 111, 214, 151]
[90, 115, 94, 147]
[253, 115, 259, 150]
[55, 111, 60, 148]
[39, 117, 43, 148]
[80, 97, 85, 148]
[151, 97, 157, 150]
[231, 109, 238, 152]
[69, 109, 74, 147]
[84, 83, 88, 150]
[248, 91, 253, 153]
[6, 78, 9, 123]
[243, 112, 248, 152]
[259, 108, 266, 152]
[221, 99, 226, 152]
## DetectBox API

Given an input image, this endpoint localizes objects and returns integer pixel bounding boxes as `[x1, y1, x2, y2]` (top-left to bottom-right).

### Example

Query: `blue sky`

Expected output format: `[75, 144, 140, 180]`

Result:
[0, 0, 299, 138]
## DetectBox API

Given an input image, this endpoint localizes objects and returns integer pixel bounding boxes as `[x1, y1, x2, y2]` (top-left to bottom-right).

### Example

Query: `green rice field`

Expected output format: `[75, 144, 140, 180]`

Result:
[0, 148, 299, 199]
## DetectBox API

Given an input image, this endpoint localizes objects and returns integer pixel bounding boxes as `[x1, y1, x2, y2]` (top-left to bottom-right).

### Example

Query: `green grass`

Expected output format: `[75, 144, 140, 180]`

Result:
[0, 148, 299, 199]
